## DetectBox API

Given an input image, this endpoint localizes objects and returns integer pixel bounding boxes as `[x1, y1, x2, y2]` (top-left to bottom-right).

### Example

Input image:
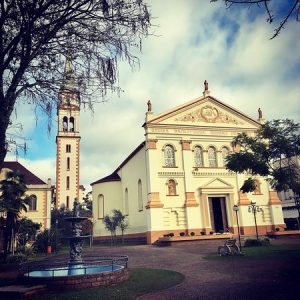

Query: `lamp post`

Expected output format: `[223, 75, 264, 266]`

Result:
[233, 204, 242, 252]
[248, 201, 260, 240]
[55, 218, 58, 253]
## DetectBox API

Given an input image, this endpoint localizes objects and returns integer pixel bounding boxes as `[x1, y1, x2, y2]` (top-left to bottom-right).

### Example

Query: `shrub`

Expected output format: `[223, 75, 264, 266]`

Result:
[190, 232, 195, 236]
[275, 228, 280, 232]
[6, 253, 27, 264]
[34, 229, 58, 253]
[219, 230, 224, 234]
[180, 232, 185, 237]
[169, 233, 174, 237]
[200, 231, 205, 235]
[244, 237, 271, 247]
[209, 231, 214, 235]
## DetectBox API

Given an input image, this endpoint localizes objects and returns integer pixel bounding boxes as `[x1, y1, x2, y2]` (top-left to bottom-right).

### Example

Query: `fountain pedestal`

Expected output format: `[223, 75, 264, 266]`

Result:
[64, 215, 90, 275]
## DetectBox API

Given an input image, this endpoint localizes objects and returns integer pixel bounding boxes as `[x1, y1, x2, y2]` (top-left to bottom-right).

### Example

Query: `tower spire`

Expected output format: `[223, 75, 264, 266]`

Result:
[61, 54, 76, 92]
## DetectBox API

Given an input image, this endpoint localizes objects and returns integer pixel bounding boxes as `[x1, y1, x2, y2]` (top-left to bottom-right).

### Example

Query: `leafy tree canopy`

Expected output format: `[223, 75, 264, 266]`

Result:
[226, 119, 300, 193]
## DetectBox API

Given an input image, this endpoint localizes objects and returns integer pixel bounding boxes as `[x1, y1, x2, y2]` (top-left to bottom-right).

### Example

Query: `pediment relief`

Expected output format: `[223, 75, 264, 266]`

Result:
[175, 104, 244, 125]
[201, 178, 233, 189]
[147, 96, 260, 129]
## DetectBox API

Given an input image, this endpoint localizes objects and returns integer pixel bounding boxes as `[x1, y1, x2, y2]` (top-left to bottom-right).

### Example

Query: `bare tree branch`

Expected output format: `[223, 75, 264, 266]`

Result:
[212, 0, 300, 39]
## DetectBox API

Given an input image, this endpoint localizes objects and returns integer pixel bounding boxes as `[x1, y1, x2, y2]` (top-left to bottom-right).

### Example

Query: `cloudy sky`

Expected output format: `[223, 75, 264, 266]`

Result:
[6, 0, 300, 192]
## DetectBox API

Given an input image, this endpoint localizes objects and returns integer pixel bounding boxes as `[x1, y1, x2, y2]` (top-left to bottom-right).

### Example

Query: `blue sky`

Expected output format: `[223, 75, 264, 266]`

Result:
[6, 0, 300, 190]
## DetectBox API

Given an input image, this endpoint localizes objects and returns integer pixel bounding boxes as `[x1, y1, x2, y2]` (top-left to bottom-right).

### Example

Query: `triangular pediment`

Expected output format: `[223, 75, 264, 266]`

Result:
[147, 96, 260, 129]
[201, 178, 233, 189]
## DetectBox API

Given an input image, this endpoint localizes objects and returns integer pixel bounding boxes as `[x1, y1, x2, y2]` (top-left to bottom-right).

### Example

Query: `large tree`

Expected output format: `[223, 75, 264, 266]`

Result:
[226, 119, 300, 194]
[212, 0, 300, 39]
[0, 171, 30, 258]
[0, 0, 151, 167]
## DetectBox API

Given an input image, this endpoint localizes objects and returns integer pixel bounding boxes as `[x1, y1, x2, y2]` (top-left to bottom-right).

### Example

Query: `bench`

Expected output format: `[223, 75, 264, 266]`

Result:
[217, 239, 240, 256]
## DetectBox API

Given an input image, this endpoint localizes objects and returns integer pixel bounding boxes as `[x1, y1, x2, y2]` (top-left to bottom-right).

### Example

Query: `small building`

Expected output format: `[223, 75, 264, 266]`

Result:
[277, 156, 300, 230]
[91, 83, 285, 244]
[0, 161, 53, 229]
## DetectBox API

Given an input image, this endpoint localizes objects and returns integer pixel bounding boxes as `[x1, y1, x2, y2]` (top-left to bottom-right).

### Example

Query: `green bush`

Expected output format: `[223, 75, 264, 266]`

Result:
[190, 232, 195, 236]
[6, 253, 27, 264]
[34, 229, 60, 253]
[209, 231, 214, 235]
[200, 231, 205, 235]
[244, 237, 271, 247]
[179, 232, 185, 237]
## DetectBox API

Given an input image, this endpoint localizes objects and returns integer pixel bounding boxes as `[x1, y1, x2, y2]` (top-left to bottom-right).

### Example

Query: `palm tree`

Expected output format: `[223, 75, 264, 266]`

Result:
[0, 171, 29, 258]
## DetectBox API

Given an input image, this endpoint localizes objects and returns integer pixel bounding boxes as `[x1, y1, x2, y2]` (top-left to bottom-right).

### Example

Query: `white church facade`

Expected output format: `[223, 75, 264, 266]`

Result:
[91, 83, 285, 244]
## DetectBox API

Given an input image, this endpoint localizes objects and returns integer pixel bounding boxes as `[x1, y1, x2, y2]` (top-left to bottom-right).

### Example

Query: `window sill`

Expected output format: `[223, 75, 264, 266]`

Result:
[163, 166, 178, 168]
[252, 193, 263, 195]
[138, 209, 143, 212]
[28, 210, 38, 212]
[166, 194, 179, 197]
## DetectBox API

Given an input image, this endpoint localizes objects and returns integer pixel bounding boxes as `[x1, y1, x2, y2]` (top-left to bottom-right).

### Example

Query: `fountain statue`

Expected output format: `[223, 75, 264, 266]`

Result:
[64, 198, 89, 274]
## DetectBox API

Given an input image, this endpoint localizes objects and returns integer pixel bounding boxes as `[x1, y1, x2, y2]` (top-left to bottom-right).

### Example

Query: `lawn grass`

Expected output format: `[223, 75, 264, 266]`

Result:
[203, 244, 300, 260]
[30, 268, 184, 300]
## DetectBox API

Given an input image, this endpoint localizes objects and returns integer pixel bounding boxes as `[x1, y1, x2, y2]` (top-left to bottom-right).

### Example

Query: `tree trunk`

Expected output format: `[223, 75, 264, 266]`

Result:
[121, 229, 124, 244]
[4, 213, 14, 259]
[0, 95, 14, 169]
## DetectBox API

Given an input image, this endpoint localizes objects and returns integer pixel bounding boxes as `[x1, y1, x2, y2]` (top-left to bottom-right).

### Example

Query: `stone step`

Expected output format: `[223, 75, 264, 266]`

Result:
[0, 284, 47, 298]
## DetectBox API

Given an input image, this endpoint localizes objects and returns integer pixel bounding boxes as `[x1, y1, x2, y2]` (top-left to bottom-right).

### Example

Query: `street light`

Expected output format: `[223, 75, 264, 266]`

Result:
[233, 204, 242, 252]
[248, 200, 260, 240]
[55, 218, 59, 253]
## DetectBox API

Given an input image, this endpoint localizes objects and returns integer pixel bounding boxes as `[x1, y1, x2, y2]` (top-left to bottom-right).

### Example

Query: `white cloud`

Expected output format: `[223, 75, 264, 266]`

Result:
[5, 0, 300, 189]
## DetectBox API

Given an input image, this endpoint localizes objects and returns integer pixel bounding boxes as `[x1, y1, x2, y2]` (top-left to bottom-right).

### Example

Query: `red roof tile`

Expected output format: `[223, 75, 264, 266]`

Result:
[1, 161, 46, 185]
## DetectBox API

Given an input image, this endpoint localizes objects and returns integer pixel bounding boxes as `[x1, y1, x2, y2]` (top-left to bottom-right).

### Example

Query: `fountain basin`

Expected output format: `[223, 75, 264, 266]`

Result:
[25, 264, 124, 277]
[19, 256, 129, 290]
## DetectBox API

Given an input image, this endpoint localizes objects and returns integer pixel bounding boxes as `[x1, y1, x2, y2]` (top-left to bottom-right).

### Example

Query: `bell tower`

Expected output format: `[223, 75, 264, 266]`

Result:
[56, 57, 80, 209]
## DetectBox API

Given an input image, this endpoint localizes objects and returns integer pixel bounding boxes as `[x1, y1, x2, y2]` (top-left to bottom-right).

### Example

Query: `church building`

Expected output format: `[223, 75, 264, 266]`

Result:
[0, 161, 52, 229]
[91, 82, 285, 244]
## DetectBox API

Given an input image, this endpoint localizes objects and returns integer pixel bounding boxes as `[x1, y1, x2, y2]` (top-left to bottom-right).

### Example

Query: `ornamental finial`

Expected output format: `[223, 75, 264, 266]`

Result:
[147, 100, 152, 112]
[204, 80, 208, 91]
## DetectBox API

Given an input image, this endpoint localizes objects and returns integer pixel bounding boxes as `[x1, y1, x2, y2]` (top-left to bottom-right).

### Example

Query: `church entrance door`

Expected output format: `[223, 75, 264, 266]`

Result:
[208, 197, 228, 233]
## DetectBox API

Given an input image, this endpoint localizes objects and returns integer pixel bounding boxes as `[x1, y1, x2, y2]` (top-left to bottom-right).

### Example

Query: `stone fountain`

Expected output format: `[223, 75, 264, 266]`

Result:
[64, 199, 89, 275]
[19, 199, 129, 290]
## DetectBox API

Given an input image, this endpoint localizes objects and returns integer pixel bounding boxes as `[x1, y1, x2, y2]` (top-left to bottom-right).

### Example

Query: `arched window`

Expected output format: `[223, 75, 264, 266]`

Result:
[125, 188, 129, 215]
[168, 179, 177, 196]
[164, 145, 175, 167]
[66, 176, 70, 189]
[194, 146, 203, 167]
[253, 180, 262, 194]
[63, 116, 68, 131]
[208, 146, 217, 167]
[66, 144, 71, 153]
[138, 179, 143, 211]
[98, 194, 104, 219]
[67, 157, 70, 170]
[221, 147, 229, 166]
[69, 117, 75, 132]
[28, 195, 37, 211]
